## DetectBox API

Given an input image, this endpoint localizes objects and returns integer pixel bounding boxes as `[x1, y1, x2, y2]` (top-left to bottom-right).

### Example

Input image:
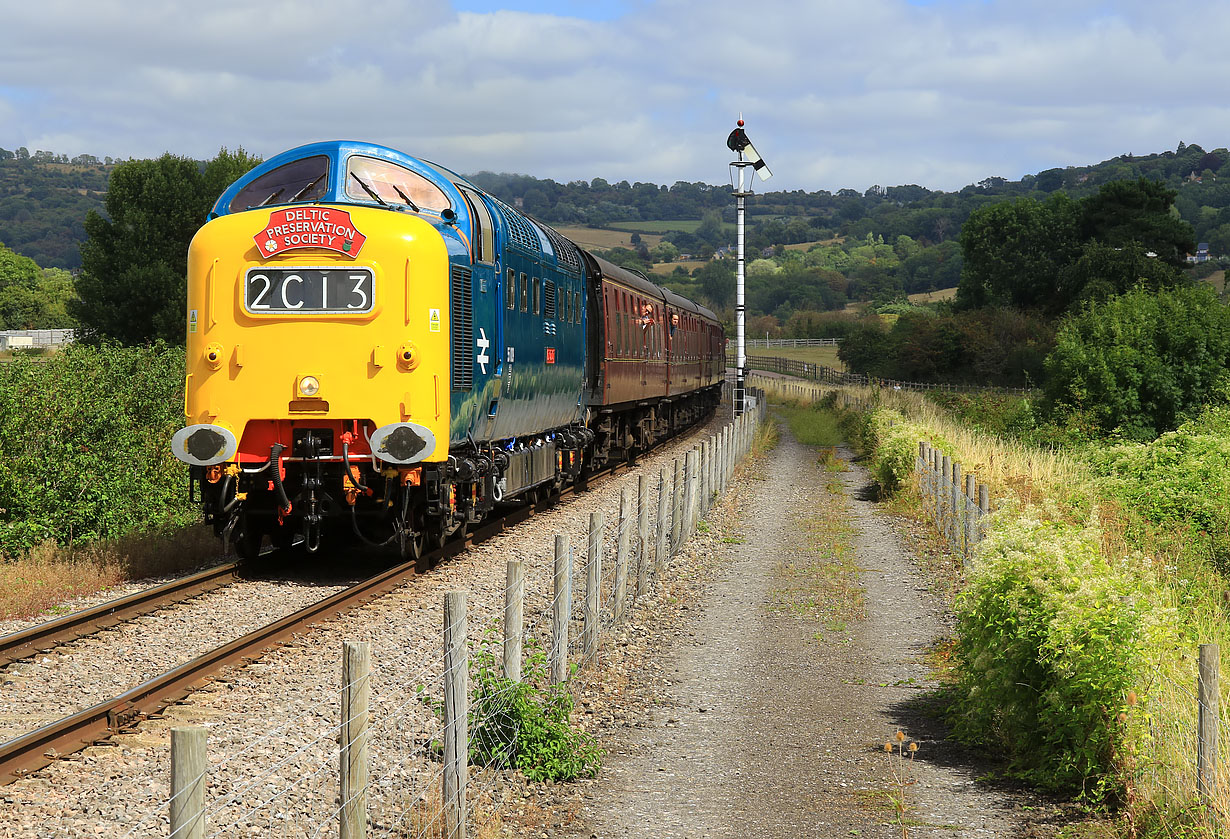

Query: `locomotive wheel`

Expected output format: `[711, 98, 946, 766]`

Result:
[231, 521, 264, 562]
[399, 526, 426, 564]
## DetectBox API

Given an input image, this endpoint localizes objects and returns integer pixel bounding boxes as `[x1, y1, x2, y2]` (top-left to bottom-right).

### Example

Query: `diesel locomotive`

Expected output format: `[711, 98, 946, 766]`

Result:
[171, 141, 725, 561]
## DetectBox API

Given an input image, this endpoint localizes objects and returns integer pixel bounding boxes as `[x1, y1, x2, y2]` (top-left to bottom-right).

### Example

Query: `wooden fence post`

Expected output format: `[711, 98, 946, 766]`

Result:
[964, 474, 976, 559]
[551, 535, 570, 685]
[503, 561, 524, 682]
[1198, 643, 1220, 802]
[584, 512, 604, 661]
[656, 466, 670, 574]
[950, 461, 962, 547]
[670, 457, 683, 553]
[978, 483, 990, 543]
[340, 641, 371, 839]
[636, 474, 649, 599]
[169, 726, 206, 839]
[614, 489, 631, 625]
[443, 594, 468, 839]
[682, 449, 698, 542]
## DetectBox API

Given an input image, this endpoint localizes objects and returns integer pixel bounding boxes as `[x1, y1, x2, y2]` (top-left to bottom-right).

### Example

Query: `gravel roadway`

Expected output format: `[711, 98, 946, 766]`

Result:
[516, 419, 1062, 839]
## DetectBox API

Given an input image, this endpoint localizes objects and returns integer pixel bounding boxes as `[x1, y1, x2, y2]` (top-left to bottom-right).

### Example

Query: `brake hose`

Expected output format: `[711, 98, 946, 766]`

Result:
[270, 442, 291, 510]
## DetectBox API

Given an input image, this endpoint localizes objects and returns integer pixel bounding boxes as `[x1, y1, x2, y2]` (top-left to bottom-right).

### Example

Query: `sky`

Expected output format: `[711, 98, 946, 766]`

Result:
[1, 0, 1227, 194]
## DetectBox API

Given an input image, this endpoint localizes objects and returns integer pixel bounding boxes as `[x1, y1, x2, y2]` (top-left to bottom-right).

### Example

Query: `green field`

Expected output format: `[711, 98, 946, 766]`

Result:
[727, 344, 844, 370]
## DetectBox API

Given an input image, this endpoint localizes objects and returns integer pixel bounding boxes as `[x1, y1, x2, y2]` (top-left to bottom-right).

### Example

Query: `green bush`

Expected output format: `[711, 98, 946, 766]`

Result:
[468, 639, 601, 782]
[950, 513, 1168, 798]
[1044, 284, 1230, 440]
[1086, 406, 1230, 572]
[0, 344, 195, 556]
[857, 407, 950, 494]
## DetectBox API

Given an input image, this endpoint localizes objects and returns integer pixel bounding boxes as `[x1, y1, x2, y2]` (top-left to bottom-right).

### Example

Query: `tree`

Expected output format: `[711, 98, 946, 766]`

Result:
[0, 242, 41, 291]
[74, 148, 258, 344]
[1058, 240, 1184, 306]
[692, 259, 734, 308]
[956, 193, 1082, 310]
[1078, 178, 1196, 267]
[1044, 284, 1230, 440]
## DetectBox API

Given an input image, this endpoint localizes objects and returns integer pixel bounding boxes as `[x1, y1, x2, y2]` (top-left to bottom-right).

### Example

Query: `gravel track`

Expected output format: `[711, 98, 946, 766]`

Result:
[502, 420, 1053, 838]
[0, 418, 723, 838]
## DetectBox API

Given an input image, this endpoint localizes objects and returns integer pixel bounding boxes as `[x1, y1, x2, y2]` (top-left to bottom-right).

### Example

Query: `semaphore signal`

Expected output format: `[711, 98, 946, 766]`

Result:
[727, 116, 772, 416]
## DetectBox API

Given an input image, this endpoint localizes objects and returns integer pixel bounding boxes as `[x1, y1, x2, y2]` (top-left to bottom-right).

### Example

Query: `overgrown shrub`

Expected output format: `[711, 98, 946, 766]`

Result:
[1043, 284, 1230, 440]
[467, 639, 601, 782]
[0, 343, 195, 557]
[857, 407, 950, 493]
[950, 512, 1169, 798]
[1086, 406, 1230, 572]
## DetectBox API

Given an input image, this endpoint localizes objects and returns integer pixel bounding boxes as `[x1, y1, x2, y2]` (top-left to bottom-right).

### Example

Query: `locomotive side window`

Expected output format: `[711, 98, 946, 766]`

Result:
[532, 277, 541, 315]
[506, 268, 515, 310]
[230, 155, 329, 213]
[459, 187, 494, 264]
[519, 273, 528, 312]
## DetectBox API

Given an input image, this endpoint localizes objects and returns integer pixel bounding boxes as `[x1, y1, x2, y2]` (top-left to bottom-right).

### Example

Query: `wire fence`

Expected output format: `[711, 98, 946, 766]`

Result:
[737, 354, 1035, 396]
[116, 395, 766, 838]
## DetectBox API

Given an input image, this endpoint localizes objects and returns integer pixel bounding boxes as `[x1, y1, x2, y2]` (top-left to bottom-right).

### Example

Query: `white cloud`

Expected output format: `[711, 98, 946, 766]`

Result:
[2, 0, 1230, 191]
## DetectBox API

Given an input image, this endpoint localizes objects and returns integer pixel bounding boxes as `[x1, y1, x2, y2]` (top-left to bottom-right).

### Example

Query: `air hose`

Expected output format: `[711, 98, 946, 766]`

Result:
[270, 442, 291, 510]
[342, 441, 371, 492]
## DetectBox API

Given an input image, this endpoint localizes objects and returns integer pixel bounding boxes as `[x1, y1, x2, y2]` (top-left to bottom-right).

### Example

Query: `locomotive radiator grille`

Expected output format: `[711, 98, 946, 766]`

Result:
[450, 265, 474, 390]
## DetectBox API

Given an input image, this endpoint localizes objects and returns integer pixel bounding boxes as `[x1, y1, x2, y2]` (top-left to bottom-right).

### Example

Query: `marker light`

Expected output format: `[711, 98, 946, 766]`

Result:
[298, 375, 321, 397]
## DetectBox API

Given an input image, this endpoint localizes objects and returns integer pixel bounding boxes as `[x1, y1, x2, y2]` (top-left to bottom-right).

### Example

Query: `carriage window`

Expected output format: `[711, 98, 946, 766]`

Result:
[345, 155, 451, 212]
[519, 273, 528, 312]
[229, 155, 329, 212]
[506, 268, 515, 310]
[532, 277, 541, 315]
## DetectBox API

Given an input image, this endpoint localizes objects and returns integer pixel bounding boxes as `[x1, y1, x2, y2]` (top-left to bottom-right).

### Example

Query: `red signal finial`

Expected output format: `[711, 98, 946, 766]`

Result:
[737, 115, 744, 127]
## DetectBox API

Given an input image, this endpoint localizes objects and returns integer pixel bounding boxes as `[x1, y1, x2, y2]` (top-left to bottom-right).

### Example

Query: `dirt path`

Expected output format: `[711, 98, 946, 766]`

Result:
[541, 421, 1043, 838]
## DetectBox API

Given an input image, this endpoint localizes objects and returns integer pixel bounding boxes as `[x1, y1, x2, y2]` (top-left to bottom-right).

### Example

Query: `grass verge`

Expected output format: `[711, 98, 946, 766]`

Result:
[0, 526, 220, 621]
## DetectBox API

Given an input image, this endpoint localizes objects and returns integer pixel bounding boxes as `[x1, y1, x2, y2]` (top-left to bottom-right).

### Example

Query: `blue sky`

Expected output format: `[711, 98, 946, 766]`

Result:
[1, 0, 1227, 193]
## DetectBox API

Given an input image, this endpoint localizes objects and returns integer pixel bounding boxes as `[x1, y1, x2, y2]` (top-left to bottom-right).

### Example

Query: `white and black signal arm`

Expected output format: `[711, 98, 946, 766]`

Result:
[726, 120, 772, 181]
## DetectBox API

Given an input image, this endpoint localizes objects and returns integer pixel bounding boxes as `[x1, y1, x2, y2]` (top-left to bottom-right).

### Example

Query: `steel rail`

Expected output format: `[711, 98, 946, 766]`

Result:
[0, 562, 243, 668]
[0, 446, 655, 785]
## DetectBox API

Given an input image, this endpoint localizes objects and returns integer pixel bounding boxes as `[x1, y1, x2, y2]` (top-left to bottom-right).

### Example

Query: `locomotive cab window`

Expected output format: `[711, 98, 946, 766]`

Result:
[345, 156, 451, 212]
[230, 155, 329, 213]
[459, 186, 494, 264]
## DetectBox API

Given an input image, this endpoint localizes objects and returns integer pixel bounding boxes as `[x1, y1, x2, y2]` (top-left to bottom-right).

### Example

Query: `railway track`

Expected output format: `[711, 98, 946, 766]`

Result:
[0, 561, 243, 668]
[0, 444, 659, 786]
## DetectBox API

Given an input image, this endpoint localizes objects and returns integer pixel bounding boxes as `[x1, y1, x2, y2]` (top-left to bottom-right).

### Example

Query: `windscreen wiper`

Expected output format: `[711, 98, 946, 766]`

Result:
[255, 188, 285, 207]
[390, 184, 420, 211]
[290, 173, 326, 202]
[350, 172, 387, 206]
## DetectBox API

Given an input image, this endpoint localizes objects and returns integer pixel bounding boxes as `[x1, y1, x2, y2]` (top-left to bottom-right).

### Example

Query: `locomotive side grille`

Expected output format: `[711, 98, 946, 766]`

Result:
[543, 279, 557, 319]
[536, 222, 582, 275]
[489, 197, 541, 254]
[451, 265, 474, 391]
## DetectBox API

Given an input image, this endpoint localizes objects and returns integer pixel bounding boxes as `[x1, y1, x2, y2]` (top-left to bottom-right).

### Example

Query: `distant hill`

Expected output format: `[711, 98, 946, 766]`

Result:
[3, 141, 1229, 271]
[0, 151, 111, 270]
